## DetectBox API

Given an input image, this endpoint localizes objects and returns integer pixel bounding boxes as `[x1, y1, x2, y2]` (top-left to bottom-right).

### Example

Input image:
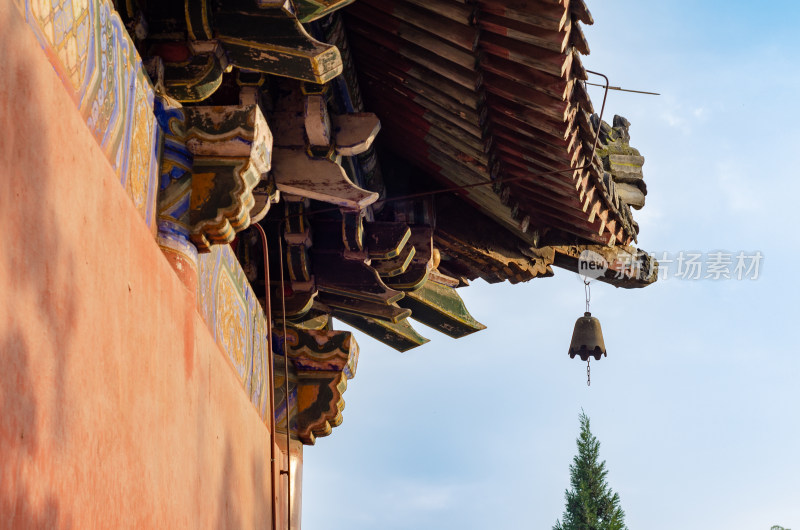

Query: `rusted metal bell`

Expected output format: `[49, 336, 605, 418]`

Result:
[568, 312, 607, 361]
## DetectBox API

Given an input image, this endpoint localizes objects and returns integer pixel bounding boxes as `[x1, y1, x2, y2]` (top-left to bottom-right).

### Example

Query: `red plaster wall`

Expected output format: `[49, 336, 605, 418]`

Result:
[0, 5, 276, 527]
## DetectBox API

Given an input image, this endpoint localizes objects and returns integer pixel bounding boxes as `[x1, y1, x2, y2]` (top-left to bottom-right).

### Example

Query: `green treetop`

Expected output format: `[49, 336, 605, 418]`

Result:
[554, 412, 628, 530]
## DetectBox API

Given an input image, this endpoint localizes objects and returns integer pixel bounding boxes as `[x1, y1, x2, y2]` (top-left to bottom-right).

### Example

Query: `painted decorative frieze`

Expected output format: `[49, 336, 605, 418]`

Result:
[21, 0, 160, 229]
[197, 244, 272, 423]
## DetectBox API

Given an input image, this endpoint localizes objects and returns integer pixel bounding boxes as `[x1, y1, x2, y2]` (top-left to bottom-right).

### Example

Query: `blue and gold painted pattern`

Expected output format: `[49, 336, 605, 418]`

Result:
[153, 97, 196, 262]
[20, 0, 159, 230]
[197, 244, 271, 424]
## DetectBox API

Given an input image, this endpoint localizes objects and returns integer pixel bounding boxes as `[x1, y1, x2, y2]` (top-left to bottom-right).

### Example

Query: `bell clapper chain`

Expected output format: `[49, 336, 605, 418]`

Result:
[585, 279, 591, 387]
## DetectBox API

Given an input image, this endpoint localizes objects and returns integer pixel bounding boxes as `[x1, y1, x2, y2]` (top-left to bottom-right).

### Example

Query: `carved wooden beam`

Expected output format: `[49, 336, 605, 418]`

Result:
[215, 7, 343, 84]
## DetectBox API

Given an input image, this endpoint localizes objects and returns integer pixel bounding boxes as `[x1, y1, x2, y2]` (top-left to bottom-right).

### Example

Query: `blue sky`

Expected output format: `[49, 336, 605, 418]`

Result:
[303, 1, 800, 528]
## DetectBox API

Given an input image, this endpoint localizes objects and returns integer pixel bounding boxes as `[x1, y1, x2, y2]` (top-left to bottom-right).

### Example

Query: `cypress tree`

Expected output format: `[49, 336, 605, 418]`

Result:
[554, 412, 628, 530]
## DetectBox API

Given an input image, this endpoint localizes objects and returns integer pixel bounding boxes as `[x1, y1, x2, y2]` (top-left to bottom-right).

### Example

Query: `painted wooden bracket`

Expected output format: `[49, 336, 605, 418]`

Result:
[397, 280, 487, 338]
[249, 179, 280, 224]
[364, 222, 412, 259]
[151, 40, 228, 103]
[310, 215, 364, 254]
[384, 226, 433, 291]
[163, 51, 224, 103]
[286, 307, 330, 331]
[270, 82, 381, 208]
[305, 94, 333, 146]
[312, 252, 404, 304]
[304, 95, 381, 156]
[271, 197, 319, 320]
[273, 327, 359, 445]
[320, 294, 411, 323]
[272, 147, 379, 209]
[295, 0, 357, 22]
[215, 6, 343, 84]
[185, 0, 214, 41]
[333, 312, 430, 353]
[272, 288, 317, 319]
[184, 104, 273, 252]
[331, 113, 381, 156]
[372, 245, 416, 278]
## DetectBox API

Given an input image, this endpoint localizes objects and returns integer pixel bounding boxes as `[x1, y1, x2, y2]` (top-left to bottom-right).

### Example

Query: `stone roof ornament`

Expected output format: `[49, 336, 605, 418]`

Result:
[592, 114, 647, 211]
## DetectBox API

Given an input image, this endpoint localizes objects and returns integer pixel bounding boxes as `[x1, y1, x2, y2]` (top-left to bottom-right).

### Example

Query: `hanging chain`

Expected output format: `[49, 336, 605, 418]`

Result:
[584, 279, 592, 386]
[584, 278, 591, 313]
[587, 359, 591, 386]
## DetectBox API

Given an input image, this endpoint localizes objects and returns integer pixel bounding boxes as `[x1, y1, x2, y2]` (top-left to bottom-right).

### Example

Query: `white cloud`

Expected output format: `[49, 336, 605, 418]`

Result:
[658, 99, 711, 135]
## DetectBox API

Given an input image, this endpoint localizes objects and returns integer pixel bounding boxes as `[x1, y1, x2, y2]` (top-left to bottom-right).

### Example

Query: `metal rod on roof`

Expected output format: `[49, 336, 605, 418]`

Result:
[585, 81, 660, 96]
[585, 70, 610, 166]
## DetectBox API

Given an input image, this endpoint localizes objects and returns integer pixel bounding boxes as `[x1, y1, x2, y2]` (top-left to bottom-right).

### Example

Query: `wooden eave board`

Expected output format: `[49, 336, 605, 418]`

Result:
[480, 53, 570, 100]
[345, 17, 479, 90]
[397, 0, 475, 25]
[478, 11, 569, 53]
[348, 33, 483, 109]
[342, 0, 636, 245]
[360, 71, 485, 141]
[351, 0, 477, 51]
[346, 2, 477, 68]
[478, 0, 570, 32]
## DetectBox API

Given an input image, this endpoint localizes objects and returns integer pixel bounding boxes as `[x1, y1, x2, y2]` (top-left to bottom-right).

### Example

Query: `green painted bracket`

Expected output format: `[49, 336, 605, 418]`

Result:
[164, 52, 224, 103]
[398, 281, 486, 339]
[320, 293, 411, 323]
[215, 8, 342, 83]
[333, 312, 430, 353]
[295, 0, 356, 22]
[184, 104, 272, 252]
